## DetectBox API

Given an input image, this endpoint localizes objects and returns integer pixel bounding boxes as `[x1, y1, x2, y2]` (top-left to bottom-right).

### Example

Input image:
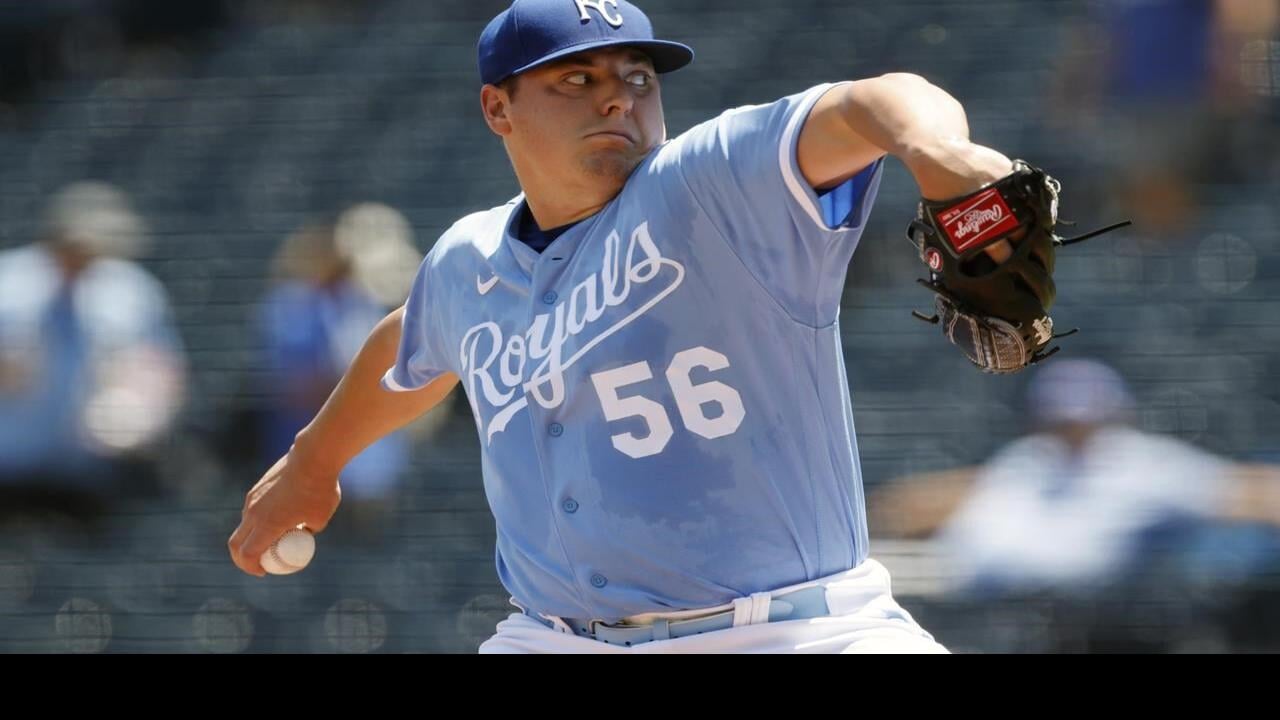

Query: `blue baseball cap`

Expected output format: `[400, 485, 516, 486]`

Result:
[478, 0, 694, 86]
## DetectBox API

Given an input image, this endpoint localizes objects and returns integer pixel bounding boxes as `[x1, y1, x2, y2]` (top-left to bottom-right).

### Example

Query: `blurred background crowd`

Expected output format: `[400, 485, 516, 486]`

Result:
[0, 0, 1277, 652]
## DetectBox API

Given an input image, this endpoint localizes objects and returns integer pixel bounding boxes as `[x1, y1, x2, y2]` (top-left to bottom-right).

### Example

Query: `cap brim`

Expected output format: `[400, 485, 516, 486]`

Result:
[505, 39, 694, 82]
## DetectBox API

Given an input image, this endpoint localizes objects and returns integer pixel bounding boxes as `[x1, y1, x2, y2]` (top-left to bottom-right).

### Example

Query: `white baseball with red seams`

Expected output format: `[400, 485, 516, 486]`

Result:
[260, 527, 316, 575]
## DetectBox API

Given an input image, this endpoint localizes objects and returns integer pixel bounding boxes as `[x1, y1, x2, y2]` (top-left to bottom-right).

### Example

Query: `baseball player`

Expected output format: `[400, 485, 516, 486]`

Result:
[229, 0, 1124, 653]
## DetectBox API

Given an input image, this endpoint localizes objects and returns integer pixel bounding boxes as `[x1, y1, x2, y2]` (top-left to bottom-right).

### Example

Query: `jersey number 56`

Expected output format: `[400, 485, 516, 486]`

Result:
[589, 345, 746, 459]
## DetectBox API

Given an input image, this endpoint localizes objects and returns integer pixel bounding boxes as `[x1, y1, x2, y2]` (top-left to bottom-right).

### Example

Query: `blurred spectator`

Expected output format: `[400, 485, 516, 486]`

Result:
[1047, 0, 1280, 235]
[869, 359, 1280, 649]
[872, 359, 1280, 586]
[0, 181, 186, 537]
[253, 203, 431, 546]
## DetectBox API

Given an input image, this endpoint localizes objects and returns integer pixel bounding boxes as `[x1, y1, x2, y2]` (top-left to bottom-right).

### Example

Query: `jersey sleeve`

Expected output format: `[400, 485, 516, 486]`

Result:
[659, 82, 885, 326]
[381, 248, 452, 392]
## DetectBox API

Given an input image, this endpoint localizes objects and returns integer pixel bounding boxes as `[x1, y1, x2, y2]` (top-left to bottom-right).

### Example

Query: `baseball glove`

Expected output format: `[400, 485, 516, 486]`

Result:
[907, 160, 1129, 373]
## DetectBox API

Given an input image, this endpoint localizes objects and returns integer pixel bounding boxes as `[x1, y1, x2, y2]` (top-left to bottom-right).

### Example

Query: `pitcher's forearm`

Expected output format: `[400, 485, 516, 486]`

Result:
[291, 306, 459, 479]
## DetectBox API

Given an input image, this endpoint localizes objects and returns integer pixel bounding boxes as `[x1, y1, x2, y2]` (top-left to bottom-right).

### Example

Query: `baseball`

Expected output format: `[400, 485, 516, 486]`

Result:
[259, 526, 316, 575]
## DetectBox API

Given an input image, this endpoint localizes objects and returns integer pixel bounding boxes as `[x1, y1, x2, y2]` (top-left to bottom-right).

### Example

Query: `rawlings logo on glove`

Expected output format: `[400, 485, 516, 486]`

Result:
[939, 188, 1020, 250]
[908, 160, 1130, 374]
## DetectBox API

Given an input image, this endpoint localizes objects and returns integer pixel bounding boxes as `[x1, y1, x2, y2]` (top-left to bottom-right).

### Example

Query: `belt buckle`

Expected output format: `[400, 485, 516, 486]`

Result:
[587, 618, 614, 639]
[586, 619, 652, 647]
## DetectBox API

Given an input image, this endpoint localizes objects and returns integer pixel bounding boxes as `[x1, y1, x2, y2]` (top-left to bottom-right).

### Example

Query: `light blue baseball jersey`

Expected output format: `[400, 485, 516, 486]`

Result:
[385, 82, 885, 621]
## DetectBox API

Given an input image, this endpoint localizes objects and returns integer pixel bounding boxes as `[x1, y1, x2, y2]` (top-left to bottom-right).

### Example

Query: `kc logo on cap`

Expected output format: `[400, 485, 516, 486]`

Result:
[575, 0, 624, 27]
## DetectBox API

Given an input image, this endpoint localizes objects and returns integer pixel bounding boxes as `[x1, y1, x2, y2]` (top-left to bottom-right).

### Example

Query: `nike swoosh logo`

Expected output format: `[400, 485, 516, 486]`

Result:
[477, 274, 499, 295]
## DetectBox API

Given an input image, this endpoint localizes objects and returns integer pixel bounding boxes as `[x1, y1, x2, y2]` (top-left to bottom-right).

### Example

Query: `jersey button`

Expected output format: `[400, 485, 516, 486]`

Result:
[548, 422, 564, 437]
[542, 291, 558, 305]
[590, 574, 608, 589]
[562, 498, 579, 514]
